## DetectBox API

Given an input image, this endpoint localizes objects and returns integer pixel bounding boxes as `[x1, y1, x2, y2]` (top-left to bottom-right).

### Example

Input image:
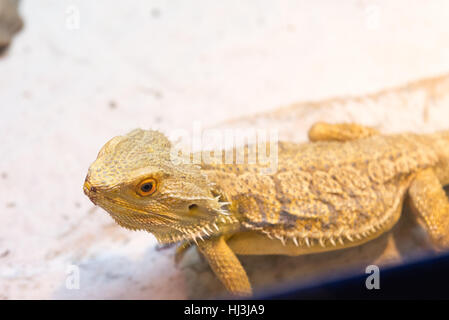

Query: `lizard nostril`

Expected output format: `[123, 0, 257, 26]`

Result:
[83, 179, 97, 195]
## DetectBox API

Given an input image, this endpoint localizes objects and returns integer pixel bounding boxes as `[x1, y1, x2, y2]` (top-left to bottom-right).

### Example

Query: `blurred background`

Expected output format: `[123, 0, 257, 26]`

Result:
[1, 0, 449, 299]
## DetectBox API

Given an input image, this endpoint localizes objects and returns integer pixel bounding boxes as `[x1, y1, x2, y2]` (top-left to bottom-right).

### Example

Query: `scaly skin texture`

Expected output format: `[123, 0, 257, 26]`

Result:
[83, 123, 449, 296]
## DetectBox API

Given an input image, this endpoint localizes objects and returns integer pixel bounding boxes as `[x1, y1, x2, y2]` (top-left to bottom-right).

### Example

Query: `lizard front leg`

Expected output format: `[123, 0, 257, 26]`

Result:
[408, 168, 449, 250]
[197, 236, 252, 296]
[308, 122, 379, 142]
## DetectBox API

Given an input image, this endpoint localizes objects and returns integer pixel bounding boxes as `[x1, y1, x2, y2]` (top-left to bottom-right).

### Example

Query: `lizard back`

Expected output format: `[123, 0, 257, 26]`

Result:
[203, 133, 439, 243]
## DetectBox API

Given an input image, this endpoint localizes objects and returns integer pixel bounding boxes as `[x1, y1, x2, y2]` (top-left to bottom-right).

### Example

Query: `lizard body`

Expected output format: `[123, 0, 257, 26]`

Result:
[83, 123, 449, 296]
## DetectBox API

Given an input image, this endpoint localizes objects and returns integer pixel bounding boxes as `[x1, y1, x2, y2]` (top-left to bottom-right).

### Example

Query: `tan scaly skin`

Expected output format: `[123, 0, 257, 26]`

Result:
[83, 123, 449, 296]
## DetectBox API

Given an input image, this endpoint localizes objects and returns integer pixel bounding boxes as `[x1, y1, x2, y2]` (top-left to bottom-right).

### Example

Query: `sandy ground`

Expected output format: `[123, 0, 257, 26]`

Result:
[1, 1, 449, 299]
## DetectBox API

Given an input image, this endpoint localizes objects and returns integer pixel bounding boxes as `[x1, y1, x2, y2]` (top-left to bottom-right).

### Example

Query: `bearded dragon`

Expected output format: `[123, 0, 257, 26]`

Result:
[83, 122, 449, 296]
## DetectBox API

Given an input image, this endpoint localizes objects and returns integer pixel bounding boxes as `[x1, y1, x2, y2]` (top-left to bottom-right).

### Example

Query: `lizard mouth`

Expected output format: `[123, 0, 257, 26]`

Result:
[106, 204, 238, 245]
[106, 208, 224, 244]
[97, 196, 221, 243]
[101, 197, 176, 227]
[83, 179, 99, 204]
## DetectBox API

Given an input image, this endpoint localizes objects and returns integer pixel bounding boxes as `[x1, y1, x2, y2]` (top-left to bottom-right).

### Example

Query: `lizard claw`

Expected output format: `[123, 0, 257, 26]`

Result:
[155, 243, 176, 251]
[174, 241, 194, 266]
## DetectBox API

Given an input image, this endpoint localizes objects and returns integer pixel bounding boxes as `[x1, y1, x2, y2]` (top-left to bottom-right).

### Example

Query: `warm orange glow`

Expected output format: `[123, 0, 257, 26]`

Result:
[137, 178, 157, 196]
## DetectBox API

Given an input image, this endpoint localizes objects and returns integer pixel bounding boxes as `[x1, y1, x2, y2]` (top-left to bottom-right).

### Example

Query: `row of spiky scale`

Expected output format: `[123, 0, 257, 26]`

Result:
[170, 215, 238, 244]
[259, 209, 394, 249]
[262, 230, 361, 248]
[166, 204, 390, 247]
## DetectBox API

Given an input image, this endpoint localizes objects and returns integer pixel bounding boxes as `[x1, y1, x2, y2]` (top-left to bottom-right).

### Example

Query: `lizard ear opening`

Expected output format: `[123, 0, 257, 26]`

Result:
[188, 204, 198, 211]
[188, 204, 212, 218]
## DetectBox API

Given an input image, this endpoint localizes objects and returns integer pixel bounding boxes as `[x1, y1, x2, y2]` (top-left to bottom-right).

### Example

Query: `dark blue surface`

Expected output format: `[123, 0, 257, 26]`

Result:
[261, 252, 449, 299]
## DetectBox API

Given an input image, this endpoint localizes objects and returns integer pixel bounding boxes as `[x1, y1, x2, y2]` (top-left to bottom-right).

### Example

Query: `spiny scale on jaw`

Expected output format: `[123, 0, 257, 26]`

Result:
[171, 199, 235, 244]
[158, 215, 239, 245]
[150, 196, 237, 245]
[106, 195, 237, 245]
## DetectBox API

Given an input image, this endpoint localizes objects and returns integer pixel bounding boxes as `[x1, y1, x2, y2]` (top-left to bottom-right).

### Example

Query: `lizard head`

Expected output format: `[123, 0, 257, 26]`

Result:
[83, 129, 231, 244]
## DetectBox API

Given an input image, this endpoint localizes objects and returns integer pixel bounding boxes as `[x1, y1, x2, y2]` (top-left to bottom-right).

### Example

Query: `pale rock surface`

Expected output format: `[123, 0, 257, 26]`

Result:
[1, 1, 449, 299]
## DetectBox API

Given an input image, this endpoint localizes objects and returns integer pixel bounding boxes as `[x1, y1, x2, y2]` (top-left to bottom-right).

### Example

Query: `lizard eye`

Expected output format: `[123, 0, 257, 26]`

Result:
[137, 178, 157, 196]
